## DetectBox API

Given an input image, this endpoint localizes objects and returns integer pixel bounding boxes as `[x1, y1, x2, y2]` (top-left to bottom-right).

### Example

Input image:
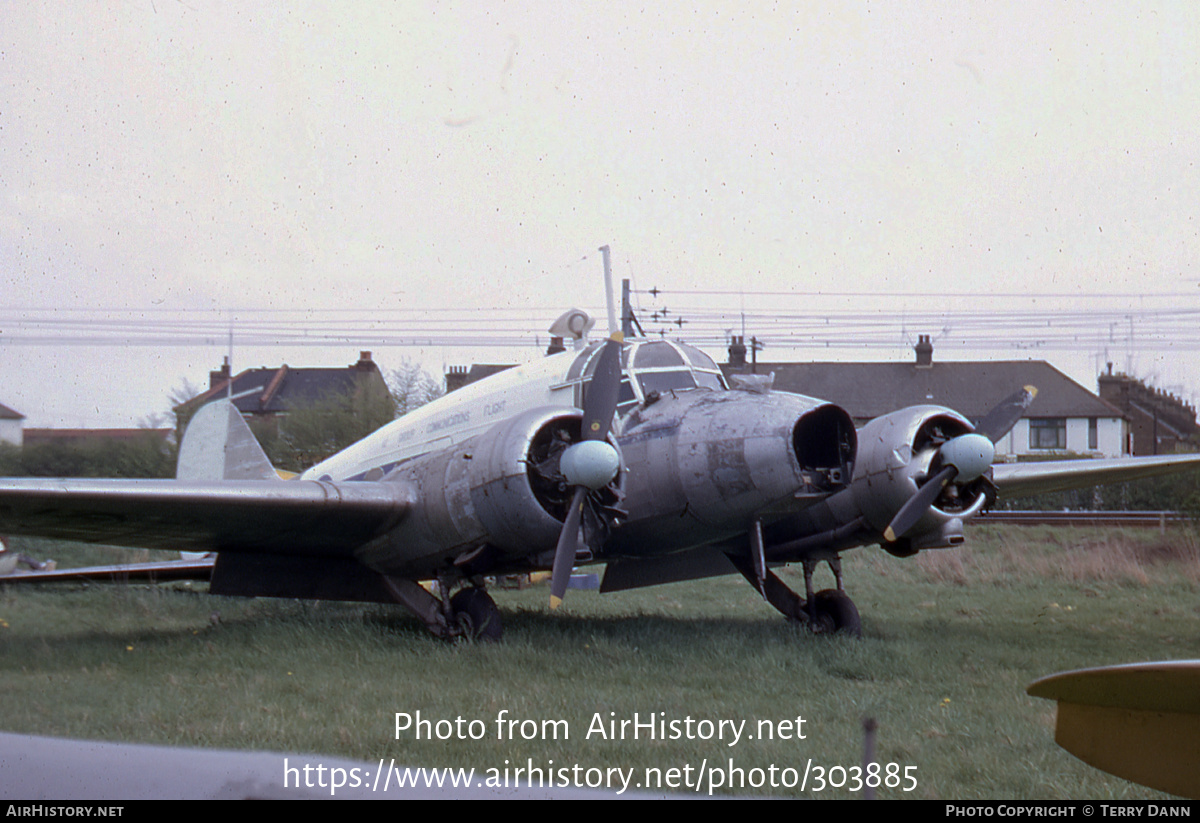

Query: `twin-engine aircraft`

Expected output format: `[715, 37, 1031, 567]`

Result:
[3, 299, 1200, 641]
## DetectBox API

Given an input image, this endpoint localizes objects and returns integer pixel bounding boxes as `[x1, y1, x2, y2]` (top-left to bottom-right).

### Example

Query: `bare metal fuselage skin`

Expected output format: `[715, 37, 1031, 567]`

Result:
[350, 387, 856, 579]
[296, 342, 863, 582]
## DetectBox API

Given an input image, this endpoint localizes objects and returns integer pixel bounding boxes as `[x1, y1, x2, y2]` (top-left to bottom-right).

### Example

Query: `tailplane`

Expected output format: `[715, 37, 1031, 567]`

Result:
[176, 401, 279, 481]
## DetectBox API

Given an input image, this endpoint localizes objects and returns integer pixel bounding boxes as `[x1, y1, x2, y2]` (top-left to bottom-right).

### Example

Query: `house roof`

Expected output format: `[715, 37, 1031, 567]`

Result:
[0, 403, 25, 420]
[181, 358, 385, 416]
[722, 360, 1124, 423]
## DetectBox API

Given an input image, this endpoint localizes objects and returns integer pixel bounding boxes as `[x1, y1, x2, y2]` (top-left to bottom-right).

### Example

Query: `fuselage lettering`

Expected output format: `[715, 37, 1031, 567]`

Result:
[427, 411, 471, 433]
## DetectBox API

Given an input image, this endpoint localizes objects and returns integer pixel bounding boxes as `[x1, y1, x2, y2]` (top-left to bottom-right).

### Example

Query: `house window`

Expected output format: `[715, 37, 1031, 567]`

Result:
[1029, 418, 1067, 450]
[1088, 418, 1098, 451]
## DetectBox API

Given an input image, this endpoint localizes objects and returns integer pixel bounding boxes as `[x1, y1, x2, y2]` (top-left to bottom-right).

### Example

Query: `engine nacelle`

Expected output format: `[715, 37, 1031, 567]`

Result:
[610, 390, 856, 555]
[851, 406, 985, 547]
[357, 407, 620, 577]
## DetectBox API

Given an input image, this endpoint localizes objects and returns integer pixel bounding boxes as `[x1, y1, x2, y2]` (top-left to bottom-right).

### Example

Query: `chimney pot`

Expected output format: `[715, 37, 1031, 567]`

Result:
[915, 335, 933, 368]
[728, 335, 747, 367]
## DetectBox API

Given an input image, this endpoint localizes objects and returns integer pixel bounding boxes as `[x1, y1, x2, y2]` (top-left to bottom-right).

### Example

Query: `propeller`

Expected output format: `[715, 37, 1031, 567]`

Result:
[883, 386, 1037, 543]
[549, 335, 623, 608]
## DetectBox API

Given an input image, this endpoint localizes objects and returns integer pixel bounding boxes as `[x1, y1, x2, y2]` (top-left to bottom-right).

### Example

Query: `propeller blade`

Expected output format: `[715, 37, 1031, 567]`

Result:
[974, 385, 1038, 443]
[550, 486, 588, 609]
[883, 465, 956, 543]
[581, 336, 623, 442]
[550, 333, 624, 609]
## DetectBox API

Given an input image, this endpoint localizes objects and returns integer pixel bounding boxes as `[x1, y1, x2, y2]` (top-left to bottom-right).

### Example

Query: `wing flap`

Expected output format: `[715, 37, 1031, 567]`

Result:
[0, 478, 413, 556]
[993, 453, 1200, 500]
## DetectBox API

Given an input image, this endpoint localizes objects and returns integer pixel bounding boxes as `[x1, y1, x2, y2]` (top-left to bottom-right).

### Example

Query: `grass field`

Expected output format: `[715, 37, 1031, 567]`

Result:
[2, 525, 1197, 799]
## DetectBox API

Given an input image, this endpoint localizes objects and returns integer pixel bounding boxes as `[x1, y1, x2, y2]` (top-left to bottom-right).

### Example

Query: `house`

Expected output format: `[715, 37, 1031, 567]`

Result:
[0, 403, 25, 448]
[177, 352, 391, 433]
[445, 364, 516, 394]
[723, 335, 1129, 458]
[1098, 366, 1200, 455]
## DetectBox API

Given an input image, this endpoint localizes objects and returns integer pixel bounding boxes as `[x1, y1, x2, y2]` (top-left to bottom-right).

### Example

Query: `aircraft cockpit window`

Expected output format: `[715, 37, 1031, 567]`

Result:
[566, 342, 605, 383]
[637, 370, 698, 395]
[622, 340, 729, 399]
[677, 343, 720, 372]
[569, 338, 726, 411]
[633, 341, 685, 369]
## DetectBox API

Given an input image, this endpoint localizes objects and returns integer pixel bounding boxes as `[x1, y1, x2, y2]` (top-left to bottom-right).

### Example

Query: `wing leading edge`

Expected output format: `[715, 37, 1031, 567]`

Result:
[993, 453, 1200, 500]
[0, 477, 412, 556]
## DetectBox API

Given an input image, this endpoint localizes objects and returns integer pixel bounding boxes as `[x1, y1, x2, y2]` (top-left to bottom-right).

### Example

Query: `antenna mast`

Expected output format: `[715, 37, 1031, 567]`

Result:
[599, 245, 620, 339]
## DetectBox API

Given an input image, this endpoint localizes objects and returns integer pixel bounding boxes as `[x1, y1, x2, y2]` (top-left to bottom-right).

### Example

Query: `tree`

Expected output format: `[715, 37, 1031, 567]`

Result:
[388, 359, 445, 416]
[0, 432, 174, 479]
[269, 378, 397, 472]
[169, 377, 205, 445]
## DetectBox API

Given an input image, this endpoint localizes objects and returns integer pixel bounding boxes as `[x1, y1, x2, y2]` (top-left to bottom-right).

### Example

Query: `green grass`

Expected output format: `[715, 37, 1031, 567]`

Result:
[1, 526, 1196, 798]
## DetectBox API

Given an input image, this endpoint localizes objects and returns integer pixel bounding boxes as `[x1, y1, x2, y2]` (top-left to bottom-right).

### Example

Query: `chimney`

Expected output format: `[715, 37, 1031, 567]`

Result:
[355, 351, 375, 371]
[728, 335, 747, 368]
[445, 366, 470, 393]
[546, 336, 566, 356]
[209, 357, 232, 391]
[915, 335, 933, 368]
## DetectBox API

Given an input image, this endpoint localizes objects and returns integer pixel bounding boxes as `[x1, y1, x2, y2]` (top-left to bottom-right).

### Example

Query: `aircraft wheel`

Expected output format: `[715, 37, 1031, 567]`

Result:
[811, 589, 862, 638]
[450, 587, 502, 642]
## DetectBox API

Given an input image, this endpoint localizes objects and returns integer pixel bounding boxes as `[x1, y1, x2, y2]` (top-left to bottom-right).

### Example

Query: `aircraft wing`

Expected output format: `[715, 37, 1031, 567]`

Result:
[992, 453, 1200, 500]
[0, 556, 216, 583]
[0, 478, 412, 556]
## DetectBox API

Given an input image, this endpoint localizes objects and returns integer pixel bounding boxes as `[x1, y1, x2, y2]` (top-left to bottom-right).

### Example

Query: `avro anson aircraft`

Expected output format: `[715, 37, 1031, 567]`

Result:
[3, 257, 1199, 640]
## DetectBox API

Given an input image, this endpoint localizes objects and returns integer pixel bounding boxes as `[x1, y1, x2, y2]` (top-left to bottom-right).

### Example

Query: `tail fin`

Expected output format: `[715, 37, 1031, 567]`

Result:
[176, 401, 279, 481]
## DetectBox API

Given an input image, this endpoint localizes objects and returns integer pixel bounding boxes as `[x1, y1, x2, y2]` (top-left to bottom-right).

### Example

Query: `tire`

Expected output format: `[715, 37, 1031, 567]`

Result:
[450, 587, 503, 642]
[811, 589, 862, 638]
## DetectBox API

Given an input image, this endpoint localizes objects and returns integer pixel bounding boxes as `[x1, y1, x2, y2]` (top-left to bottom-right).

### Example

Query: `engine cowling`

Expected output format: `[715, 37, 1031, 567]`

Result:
[851, 406, 990, 551]
[357, 406, 621, 577]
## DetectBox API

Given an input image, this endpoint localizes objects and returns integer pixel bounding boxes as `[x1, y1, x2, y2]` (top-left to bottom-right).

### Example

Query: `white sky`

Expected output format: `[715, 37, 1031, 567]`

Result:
[2, 2, 1199, 427]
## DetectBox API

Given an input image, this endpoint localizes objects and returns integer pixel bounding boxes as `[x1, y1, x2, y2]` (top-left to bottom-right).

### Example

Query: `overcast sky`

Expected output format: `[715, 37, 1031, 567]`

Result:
[3, 2, 1199, 428]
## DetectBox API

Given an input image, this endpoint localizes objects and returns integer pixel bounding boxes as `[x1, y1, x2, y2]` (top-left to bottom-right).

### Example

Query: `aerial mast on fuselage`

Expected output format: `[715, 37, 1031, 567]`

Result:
[599, 245, 620, 341]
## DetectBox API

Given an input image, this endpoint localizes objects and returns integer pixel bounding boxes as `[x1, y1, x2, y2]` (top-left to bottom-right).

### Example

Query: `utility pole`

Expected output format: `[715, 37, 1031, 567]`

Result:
[750, 336, 763, 374]
[621, 279, 633, 339]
